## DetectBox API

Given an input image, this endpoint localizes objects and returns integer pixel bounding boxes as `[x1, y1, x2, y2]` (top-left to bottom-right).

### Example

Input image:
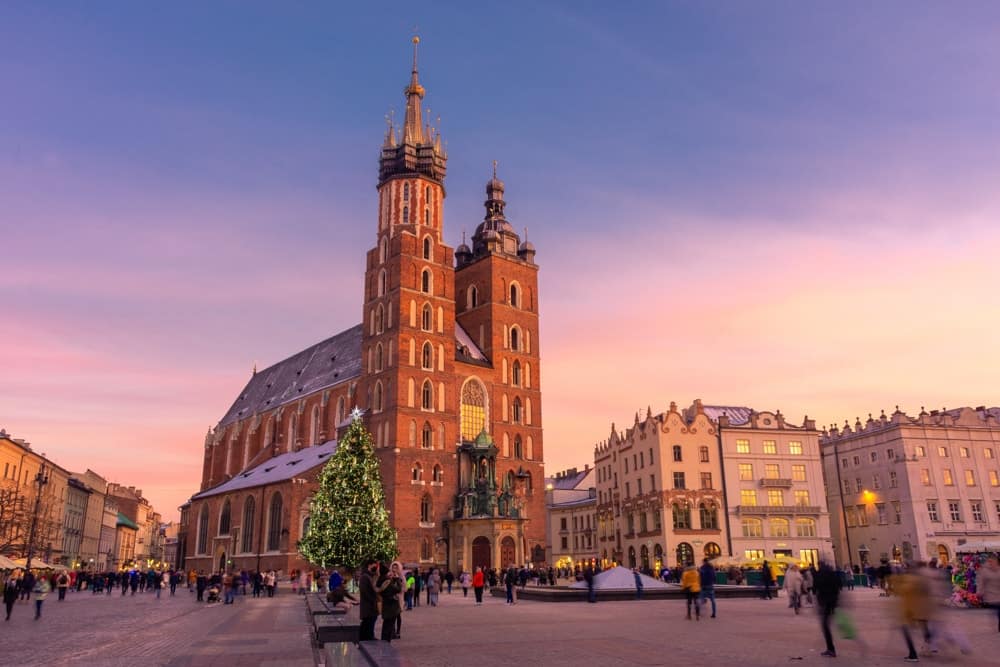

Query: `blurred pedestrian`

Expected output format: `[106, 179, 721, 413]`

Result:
[784, 564, 803, 615]
[814, 561, 841, 658]
[979, 556, 1000, 633]
[681, 564, 701, 620]
[32, 574, 51, 620]
[699, 559, 717, 618]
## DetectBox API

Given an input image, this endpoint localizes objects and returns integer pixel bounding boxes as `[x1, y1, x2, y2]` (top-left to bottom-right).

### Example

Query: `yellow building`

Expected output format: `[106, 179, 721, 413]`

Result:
[0, 429, 71, 564]
[544, 467, 596, 569]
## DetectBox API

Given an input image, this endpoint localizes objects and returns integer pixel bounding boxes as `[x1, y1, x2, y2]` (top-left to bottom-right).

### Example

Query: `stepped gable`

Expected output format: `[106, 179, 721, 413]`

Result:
[218, 324, 364, 428]
[568, 566, 672, 590]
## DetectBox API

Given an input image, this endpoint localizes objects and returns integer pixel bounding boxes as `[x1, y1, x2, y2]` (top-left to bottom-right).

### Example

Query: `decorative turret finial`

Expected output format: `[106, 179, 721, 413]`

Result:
[492, 159, 498, 180]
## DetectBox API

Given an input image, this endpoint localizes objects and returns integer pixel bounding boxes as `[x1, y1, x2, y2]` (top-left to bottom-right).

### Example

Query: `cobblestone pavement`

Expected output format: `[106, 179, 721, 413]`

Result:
[6, 587, 317, 667]
[391, 586, 1000, 666]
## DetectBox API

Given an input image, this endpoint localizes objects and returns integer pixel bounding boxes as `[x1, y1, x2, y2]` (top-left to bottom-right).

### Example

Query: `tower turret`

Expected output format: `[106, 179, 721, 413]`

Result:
[379, 36, 447, 188]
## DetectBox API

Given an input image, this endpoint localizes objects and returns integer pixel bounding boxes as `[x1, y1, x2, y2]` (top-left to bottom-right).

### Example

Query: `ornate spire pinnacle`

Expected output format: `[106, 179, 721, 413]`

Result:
[383, 110, 397, 148]
[403, 35, 425, 144]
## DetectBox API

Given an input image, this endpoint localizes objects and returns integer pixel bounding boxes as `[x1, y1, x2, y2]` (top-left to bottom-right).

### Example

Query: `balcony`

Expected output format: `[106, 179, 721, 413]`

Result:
[736, 505, 821, 516]
[759, 478, 793, 488]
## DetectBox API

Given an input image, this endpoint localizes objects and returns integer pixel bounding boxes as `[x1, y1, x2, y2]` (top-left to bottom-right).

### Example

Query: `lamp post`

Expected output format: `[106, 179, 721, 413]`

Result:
[25, 463, 50, 571]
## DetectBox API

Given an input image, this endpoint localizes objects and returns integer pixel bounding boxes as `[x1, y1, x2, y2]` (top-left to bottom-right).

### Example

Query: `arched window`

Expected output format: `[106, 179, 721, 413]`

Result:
[423, 237, 431, 259]
[524, 471, 533, 493]
[514, 436, 523, 459]
[460, 379, 487, 440]
[672, 445, 682, 462]
[512, 397, 523, 424]
[421, 269, 431, 293]
[704, 542, 721, 559]
[432, 464, 442, 482]
[403, 206, 409, 224]
[378, 270, 386, 297]
[267, 493, 283, 552]
[699, 503, 718, 530]
[424, 208, 430, 225]
[375, 344, 384, 372]
[421, 538, 431, 561]
[336, 397, 345, 425]
[769, 518, 790, 537]
[672, 503, 691, 529]
[795, 518, 816, 537]
[676, 542, 694, 567]
[379, 237, 388, 264]
[412, 462, 423, 481]
[741, 518, 763, 538]
[241, 497, 255, 553]
[422, 380, 433, 410]
[420, 494, 432, 523]
[425, 185, 430, 200]
[219, 499, 231, 535]
[505, 470, 515, 489]
[310, 405, 320, 445]
[510, 327, 520, 351]
[468, 285, 478, 309]
[421, 304, 432, 331]
[197, 505, 209, 555]
[422, 342, 433, 370]
[373, 382, 383, 412]
[640, 544, 650, 570]
[422, 422, 433, 449]
[627, 546, 636, 568]
[302, 516, 311, 538]
[403, 182, 410, 201]
[510, 283, 519, 307]
[511, 361, 521, 386]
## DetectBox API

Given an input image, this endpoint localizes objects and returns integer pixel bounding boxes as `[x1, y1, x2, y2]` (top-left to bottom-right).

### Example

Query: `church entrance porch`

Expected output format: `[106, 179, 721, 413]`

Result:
[472, 537, 491, 570]
[500, 536, 516, 568]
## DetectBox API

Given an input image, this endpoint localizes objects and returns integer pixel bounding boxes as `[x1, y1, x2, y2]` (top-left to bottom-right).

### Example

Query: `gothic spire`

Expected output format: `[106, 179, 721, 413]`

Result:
[402, 36, 425, 145]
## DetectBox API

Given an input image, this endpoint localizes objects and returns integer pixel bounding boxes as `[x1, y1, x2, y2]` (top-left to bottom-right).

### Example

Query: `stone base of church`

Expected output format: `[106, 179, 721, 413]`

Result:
[447, 517, 528, 574]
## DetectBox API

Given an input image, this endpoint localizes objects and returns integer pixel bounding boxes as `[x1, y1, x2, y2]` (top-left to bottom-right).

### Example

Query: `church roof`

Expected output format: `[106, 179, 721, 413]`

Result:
[192, 439, 338, 500]
[218, 325, 364, 428]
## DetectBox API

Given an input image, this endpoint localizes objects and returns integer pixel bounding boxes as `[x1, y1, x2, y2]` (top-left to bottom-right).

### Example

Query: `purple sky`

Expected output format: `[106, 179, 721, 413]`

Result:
[3, 2, 1000, 519]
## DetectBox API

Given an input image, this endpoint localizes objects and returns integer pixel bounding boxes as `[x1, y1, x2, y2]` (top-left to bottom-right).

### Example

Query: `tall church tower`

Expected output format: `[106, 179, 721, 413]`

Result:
[454, 165, 546, 564]
[359, 37, 459, 562]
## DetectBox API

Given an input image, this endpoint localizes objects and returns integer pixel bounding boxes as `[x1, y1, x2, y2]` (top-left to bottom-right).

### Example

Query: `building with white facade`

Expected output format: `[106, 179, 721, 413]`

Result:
[821, 406, 1000, 568]
[713, 406, 832, 566]
[544, 466, 596, 570]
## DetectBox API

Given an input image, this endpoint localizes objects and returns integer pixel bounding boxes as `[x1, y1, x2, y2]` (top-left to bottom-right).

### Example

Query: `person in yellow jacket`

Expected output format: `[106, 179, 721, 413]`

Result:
[681, 564, 701, 620]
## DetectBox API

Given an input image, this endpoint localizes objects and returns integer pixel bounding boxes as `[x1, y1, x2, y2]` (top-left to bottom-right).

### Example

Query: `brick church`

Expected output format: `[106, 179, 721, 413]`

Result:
[182, 38, 546, 576]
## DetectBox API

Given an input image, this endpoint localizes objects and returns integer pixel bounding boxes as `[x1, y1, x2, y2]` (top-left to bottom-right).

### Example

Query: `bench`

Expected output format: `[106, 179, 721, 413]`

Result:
[359, 640, 413, 666]
[314, 613, 361, 646]
[307, 593, 347, 616]
[324, 642, 368, 667]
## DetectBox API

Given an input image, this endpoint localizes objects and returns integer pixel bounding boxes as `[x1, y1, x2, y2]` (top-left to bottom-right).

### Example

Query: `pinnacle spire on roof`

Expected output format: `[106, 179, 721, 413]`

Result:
[402, 35, 425, 144]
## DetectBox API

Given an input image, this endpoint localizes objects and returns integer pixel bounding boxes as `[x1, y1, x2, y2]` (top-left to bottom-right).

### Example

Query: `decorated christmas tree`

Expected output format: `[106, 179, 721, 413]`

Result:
[299, 409, 398, 568]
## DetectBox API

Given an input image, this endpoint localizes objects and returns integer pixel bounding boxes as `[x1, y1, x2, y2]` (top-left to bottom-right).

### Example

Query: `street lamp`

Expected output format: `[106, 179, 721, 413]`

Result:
[25, 463, 50, 571]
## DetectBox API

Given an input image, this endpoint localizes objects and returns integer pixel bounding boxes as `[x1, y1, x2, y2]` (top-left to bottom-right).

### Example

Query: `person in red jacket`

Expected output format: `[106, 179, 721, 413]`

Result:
[472, 566, 485, 606]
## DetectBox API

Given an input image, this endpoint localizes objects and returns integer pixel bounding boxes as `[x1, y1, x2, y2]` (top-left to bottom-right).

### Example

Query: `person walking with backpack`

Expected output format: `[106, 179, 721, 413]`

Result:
[56, 570, 70, 601]
[699, 559, 717, 618]
[32, 574, 51, 620]
[681, 564, 701, 620]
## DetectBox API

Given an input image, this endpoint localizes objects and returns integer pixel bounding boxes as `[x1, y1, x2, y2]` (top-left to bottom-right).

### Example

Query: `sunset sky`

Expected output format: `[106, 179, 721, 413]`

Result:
[4, 3, 1000, 519]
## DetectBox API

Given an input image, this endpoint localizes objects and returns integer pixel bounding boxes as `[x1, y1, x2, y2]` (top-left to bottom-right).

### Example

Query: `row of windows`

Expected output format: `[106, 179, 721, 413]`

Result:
[741, 518, 817, 538]
[740, 489, 812, 506]
[735, 439, 803, 455]
[738, 463, 808, 481]
[411, 463, 444, 482]
[841, 471, 900, 493]
[846, 501, 902, 526]
[843, 445, 997, 469]
[464, 282, 530, 311]
[196, 494, 281, 555]
[925, 500, 1000, 524]
[915, 468, 1000, 488]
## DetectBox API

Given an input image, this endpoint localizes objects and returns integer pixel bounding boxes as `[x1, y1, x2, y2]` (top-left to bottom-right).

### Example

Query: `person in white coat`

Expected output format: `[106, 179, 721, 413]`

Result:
[783, 564, 804, 614]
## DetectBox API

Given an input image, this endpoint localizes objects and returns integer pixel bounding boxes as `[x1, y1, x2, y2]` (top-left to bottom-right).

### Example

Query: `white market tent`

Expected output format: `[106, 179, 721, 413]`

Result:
[568, 566, 673, 590]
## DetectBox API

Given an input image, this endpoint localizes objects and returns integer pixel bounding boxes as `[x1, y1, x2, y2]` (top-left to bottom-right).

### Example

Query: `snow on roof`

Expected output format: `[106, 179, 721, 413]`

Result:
[191, 439, 338, 500]
[700, 405, 753, 426]
[568, 566, 672, 590]
[455, 322, 488, 363]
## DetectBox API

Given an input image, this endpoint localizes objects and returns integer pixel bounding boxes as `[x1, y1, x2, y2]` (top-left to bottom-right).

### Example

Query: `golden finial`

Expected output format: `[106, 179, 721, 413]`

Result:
[412, 33, 420, 71]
